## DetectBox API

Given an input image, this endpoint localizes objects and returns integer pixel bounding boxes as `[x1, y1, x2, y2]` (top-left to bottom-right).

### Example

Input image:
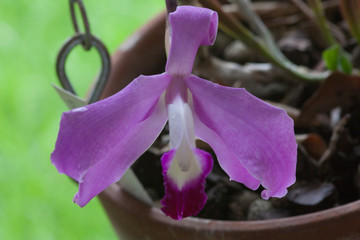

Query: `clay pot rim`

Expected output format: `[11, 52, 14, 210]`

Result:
[102, 182, 360, 232]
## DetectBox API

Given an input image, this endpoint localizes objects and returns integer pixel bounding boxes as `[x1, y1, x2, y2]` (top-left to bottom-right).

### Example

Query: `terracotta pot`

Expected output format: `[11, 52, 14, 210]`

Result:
[98, 12, 360, 240]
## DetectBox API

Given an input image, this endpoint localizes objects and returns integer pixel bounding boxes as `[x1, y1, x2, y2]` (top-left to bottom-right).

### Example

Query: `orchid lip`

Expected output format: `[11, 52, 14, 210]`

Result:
[161, 147, 213, 220]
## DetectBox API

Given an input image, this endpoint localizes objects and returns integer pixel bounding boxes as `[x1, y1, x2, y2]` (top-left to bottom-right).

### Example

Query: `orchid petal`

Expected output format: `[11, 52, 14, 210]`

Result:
[161, 148, 213, 220]
[192, 114, 261, 190]
[166, 6, 218, 75]
[186, 75, 297, 199]
[51, 73, 171, 206]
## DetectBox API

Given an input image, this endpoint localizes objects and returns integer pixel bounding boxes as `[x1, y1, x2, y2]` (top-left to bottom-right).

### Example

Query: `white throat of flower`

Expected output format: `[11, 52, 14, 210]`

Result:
[167, 96, 201, 189]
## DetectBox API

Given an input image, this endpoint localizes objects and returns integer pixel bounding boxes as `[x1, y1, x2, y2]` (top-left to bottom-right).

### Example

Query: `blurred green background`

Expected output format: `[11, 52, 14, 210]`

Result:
[0, 0, 163, 239]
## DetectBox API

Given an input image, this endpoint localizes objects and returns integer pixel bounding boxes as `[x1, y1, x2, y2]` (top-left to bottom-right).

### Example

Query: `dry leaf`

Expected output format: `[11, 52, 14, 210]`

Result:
[299, 72, 360, 125]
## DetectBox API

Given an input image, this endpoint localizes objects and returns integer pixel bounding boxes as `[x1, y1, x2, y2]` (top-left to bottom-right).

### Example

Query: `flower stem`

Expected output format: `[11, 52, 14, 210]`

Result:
[307, 0, 337, 46]
[231, 0, 280, 58]
[199, 0, 328, 82]
[339, 0, 360, 44]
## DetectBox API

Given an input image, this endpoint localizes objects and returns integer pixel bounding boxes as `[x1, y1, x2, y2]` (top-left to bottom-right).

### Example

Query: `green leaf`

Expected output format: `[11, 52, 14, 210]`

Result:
[322, 44, 353, 74]
[52, 84, 87, 109]
[339, 51, 353, 74]
[322, 44, 340, 71]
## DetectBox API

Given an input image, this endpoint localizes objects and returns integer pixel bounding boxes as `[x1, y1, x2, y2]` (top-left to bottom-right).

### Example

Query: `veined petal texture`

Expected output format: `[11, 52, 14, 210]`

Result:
[186, 75, 297, 199]
[51, 73, 171, 206]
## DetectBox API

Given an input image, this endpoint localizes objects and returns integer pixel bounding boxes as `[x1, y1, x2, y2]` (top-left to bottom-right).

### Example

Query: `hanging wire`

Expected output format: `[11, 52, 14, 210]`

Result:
[70, 0, 92, 50]
[55, 0, 111, 103]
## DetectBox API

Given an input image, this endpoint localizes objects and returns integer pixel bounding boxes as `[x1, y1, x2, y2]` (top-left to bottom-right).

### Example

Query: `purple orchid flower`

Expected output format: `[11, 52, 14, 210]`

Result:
[51, 6, 297, 220]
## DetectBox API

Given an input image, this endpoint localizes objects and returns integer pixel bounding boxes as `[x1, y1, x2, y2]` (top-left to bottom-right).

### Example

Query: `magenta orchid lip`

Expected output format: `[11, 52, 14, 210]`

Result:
[51, 6, 297, 221]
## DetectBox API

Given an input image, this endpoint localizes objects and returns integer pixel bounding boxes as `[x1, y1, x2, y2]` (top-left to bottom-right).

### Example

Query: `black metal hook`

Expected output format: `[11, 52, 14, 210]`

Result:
[55, 0, 111, 104]
[70, 0, 92, 50]
[56, 33, 111, 103]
